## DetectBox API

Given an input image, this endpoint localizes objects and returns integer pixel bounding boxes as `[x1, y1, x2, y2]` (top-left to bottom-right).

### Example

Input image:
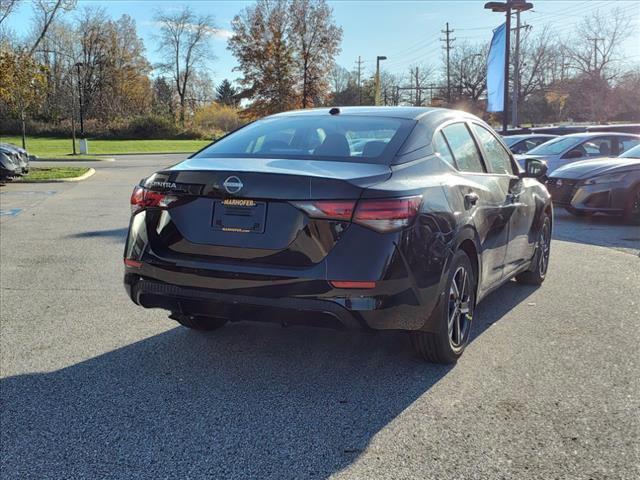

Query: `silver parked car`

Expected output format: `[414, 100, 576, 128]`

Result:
[502, 134, 558, 154]
[0, 144, 27, 181]
[516, 132, 640, 173]
[547, 144, 640, 224]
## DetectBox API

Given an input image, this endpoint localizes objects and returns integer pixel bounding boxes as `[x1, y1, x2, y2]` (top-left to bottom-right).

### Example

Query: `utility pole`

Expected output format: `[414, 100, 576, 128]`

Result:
[512, 13, 531, 128]
[75, 62, 84, 138]
[587, 37, 604, 73]
[355, 56, 363, 105]
[415, 67, 421, 106]
[441, 22, 455, 104]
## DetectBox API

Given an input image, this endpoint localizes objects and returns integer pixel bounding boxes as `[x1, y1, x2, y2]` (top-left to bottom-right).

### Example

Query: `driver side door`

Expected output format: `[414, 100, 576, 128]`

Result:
[470, 123, 536, 275]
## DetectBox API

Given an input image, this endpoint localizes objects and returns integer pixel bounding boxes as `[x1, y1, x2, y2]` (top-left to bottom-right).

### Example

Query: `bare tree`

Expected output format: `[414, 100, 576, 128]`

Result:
[155, 7, 215, 126]
[449, 42, 487, 102]
[329, 64, 351, 95]
[517, 27, 560, 103]
[0, 0, 21, 26]
[289, 0, 342, 108]
[567, 7, 632, 80]
[29, 0, 76, 55]
[402, 64, 435, 106]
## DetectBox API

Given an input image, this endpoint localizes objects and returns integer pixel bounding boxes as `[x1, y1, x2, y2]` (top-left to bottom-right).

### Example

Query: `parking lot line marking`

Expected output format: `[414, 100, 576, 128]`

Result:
[0, 190, 58, 196]
[0, 208, 23, 217]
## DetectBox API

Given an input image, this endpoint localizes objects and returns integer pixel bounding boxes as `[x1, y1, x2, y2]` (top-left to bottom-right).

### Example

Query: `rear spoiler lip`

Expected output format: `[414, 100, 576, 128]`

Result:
[167, 157, 391, 181]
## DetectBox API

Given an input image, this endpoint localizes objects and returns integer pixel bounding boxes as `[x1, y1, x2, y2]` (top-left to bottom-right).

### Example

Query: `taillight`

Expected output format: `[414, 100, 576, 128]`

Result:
[353, 196, 422, 232]
[292, 196, 422, 232]
[124, 258, 142, 268]
[290, 200, 356, 220]
[130, 186, 177, 214]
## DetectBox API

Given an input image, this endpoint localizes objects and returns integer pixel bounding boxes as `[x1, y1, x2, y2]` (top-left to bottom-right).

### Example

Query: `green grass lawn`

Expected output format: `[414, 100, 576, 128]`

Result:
[0, 136, 211, 157]
[18, 167, 91, 182]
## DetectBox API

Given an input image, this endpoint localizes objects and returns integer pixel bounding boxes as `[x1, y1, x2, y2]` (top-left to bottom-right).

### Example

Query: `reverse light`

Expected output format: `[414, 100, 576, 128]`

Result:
[330, 281, 376, 289]
[353, 196, 422, 232]
[130, 185, 177, 214]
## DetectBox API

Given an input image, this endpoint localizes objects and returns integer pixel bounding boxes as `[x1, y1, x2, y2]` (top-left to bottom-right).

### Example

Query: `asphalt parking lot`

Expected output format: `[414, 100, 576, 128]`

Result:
[1, 155, 639, 479]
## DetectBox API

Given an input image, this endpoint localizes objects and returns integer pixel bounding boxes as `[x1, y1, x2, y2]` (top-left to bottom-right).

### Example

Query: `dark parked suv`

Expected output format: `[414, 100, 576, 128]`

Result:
[124, 107, 552, 363]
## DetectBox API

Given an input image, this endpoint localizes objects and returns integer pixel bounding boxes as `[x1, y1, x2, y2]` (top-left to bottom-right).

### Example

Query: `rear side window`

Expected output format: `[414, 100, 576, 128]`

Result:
[441, 123, 485, 173]
[580, 137, 613, 157]
[472, 124, 514, 175]
[620, 137, 640, 153]
[194, 115, 414, 163]
[433, 131, 455, 167]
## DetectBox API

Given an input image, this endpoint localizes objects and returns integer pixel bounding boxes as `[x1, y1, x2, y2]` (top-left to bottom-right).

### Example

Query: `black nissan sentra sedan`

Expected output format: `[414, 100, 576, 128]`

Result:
[124, 107, 552, 363]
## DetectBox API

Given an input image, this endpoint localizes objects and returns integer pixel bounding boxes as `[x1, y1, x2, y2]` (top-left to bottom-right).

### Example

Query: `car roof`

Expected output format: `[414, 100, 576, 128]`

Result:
[267, 106, 475, 122]
[505, 134, 558, 140]
[554, 132, 640, 139]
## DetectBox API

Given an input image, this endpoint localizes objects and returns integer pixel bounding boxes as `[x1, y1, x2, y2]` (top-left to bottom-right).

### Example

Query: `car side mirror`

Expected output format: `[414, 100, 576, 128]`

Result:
[521, 158, 548, 179]
[564, 149, 583, 159]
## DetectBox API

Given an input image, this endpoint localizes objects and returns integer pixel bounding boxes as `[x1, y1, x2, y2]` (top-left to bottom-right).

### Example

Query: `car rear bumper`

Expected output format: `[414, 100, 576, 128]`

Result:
[124, 255, 445, 333]
[126, 275, 368, 329]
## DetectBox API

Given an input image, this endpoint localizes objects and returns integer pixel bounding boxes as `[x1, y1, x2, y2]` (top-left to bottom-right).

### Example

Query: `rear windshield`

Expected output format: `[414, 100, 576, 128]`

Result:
[193, 115, 415, 163]
[620, 144, 640, 158]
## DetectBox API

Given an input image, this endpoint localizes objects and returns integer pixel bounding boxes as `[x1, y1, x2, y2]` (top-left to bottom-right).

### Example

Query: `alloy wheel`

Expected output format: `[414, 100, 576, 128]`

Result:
[632, 189, 640, 221]
[447, 266, 473, 350]
[538, 220, 551, 276]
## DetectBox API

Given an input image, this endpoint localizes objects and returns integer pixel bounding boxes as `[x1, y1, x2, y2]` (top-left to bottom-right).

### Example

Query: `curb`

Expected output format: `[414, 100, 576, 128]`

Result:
[33, 157, 116, 162]
[18, 168, 96, 183]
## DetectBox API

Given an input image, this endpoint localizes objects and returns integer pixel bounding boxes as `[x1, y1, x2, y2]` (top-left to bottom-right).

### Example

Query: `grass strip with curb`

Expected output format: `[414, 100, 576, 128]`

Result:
[33, 155, 116, 162]
[16, 167, 95, 183]
[1, 136, 210, 156]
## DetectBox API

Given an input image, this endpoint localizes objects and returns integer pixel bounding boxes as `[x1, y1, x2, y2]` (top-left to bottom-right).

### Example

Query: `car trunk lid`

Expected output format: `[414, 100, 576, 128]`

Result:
[142, 158, 391, 266]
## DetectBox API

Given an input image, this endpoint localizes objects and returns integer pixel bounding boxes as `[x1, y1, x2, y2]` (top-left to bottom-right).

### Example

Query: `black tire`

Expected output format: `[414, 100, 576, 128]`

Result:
[516, 212, 551, 285]
[410, 250, 476, 364]
[623, 185, 640, 225]
[173, 314, 227, 331]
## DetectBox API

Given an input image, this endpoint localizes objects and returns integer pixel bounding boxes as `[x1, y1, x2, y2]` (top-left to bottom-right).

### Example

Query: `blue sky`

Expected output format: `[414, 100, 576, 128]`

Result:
[6, 0, 640, 85]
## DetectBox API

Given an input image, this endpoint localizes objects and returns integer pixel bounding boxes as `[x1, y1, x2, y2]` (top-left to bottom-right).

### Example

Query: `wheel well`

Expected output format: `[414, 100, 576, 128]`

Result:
[458, 239, 479, 287]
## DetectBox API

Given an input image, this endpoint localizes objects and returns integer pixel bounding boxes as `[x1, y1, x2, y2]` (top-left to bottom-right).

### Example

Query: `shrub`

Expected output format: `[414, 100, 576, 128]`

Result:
[120, 114, 179, 139]
[193, 103, 243, 135]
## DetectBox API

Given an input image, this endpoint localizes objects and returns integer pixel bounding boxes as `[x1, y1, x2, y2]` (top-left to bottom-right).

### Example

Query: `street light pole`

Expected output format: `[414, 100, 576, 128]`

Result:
[375, 56, 387, 106]
[484, 0, 533, 133]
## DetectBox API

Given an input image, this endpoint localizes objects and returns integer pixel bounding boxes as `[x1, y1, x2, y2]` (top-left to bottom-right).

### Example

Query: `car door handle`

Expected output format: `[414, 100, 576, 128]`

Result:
[464, 193, 479, 209]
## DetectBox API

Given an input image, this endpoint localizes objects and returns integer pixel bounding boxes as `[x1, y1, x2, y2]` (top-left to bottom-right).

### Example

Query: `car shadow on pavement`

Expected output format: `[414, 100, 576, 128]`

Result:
[552, 207, 640, 253]
[1, 283, 538, 479]
[68, 227, 129, 242]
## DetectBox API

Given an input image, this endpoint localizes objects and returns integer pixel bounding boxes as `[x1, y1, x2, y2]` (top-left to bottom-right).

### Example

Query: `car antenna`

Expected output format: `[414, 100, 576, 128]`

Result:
[329, 107, 340, 115]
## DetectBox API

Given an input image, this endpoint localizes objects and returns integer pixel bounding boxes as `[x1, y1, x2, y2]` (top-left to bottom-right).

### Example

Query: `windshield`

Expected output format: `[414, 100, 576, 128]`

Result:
[502, 137, 519, 146]
[620, 144, 640, 159]
[527, 136, 580, 155]
[193, 115, 414, 163]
